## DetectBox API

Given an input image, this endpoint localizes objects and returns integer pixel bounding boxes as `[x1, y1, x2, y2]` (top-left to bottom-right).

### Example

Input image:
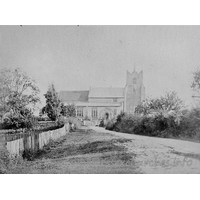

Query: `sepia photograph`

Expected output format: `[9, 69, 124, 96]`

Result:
[1, 25, 200, 175]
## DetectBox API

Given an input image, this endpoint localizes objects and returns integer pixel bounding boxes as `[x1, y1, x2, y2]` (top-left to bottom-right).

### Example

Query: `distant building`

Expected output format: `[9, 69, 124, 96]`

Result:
[59, 70, 145, 121]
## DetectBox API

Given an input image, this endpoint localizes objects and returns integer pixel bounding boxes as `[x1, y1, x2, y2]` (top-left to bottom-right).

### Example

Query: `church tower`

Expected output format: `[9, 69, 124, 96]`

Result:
[124, 69, 145, 114]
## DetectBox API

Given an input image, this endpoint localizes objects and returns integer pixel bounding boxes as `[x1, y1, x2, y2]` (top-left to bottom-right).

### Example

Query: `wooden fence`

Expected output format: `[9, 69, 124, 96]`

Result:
[4, 123, 70, 157]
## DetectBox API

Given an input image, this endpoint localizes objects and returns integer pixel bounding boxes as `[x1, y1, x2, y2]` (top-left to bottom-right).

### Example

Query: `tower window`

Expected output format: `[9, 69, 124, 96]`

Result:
[133, 78, 137, 84]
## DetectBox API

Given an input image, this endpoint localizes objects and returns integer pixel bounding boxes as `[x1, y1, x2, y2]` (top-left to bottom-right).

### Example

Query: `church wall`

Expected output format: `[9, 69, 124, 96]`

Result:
[79, 106, 124, 120]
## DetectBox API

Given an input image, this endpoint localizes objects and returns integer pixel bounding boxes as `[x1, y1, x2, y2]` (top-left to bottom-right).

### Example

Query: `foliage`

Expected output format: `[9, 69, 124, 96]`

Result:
[109, 106, 200, 141]
[60, 103, 67, 116]
[56, 115, 65, 127]
[178, 108, 200, 139]
[111, 113, 174, 137]
[60, 103, 76, 117]
[191, 70, 200, 105]
[135, 91, 184, 115]
[22, 149, 39, 161]
[105, 118, 116, 130]
[0, 68, 40, 129]
[191, 69, 200, 91]
[99, 119, 104, 127]
[2, 108, 38, 129]
[109, 92, 200, 140]
[2, 68, 40, 110]
[0, 68, 12, 120]
[42, 84, 60, 121]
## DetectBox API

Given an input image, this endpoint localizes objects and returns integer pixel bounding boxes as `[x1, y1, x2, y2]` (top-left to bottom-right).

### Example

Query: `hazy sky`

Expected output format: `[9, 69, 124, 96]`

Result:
[0, 25, 200, 108]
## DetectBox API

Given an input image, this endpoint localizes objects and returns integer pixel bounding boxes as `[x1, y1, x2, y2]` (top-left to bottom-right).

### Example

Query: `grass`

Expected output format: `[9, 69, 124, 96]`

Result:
[9, 128, 139, 174]
[24, 135, 132, 160]
[0, 149, 10, 174]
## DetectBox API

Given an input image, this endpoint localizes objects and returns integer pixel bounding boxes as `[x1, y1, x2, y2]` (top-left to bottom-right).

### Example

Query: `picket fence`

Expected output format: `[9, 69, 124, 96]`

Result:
[6, 123, 70, 157]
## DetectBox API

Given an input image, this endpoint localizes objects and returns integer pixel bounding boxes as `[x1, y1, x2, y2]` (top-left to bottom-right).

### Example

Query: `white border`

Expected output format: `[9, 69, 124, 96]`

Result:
[1, 0, 200, 200]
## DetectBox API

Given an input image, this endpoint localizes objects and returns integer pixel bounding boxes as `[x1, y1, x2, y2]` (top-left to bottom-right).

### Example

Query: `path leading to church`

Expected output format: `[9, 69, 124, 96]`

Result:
[90, 126, 200, 173]
[11, 126, 200, 173]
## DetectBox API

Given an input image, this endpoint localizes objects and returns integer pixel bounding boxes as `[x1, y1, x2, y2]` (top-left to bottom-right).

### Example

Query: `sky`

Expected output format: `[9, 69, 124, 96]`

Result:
[0, 25, 200, 110]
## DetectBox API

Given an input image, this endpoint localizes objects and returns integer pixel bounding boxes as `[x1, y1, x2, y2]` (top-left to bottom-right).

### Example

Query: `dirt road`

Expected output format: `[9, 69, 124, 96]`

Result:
[90, 126, 200, 174]
[11, 126, 200, 174]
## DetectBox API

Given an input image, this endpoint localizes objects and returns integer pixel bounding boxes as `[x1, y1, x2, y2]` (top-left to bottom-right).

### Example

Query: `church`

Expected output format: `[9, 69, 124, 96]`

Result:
[59, 70, 145, 121]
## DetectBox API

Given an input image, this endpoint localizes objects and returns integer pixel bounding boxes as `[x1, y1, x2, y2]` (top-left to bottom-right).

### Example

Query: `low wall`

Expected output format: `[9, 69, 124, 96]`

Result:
[4, 123, 70, 157]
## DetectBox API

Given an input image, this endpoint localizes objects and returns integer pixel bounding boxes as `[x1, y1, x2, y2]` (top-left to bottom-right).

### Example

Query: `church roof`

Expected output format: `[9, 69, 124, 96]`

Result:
[59, 87, 125, 102]
[89, 87, 124, 98]
[59, 90, 89, 102]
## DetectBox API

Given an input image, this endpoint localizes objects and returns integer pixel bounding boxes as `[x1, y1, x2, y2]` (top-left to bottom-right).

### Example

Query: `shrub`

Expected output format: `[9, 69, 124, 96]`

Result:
[111, 107, 200, 141]
[177, 108, 200, 139]
[60, 104, 76, 118]
[2, 109, 38, 130]
[113, 114, 142, 134]
[56, 115, 65, 127]
[105, 119, 116, 130]
[113, 112, 176, 136]
[135, 91, 184, 115]
[99, 119, 104, 127]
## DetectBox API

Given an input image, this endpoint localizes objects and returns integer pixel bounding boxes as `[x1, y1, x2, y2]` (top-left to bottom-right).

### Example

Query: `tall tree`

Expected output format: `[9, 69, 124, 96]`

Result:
[60, 103, 67, 116]
[42, 84, 60, 121]
[0, 68, 12, 119]
[6, 68, 40, 112]
[0, 68, 40, 128]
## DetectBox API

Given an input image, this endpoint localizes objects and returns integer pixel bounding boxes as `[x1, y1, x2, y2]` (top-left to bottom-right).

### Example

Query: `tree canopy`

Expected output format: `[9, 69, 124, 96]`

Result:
[42, 84, 60, 121]
[0, 68, 40, 128]
[135, 91, 184, 115]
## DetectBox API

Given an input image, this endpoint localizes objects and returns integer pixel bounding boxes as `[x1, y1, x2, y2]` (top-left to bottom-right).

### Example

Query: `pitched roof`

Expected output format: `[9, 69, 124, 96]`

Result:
[89, 87, 124, 98]
[59, 91, 89, 102]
